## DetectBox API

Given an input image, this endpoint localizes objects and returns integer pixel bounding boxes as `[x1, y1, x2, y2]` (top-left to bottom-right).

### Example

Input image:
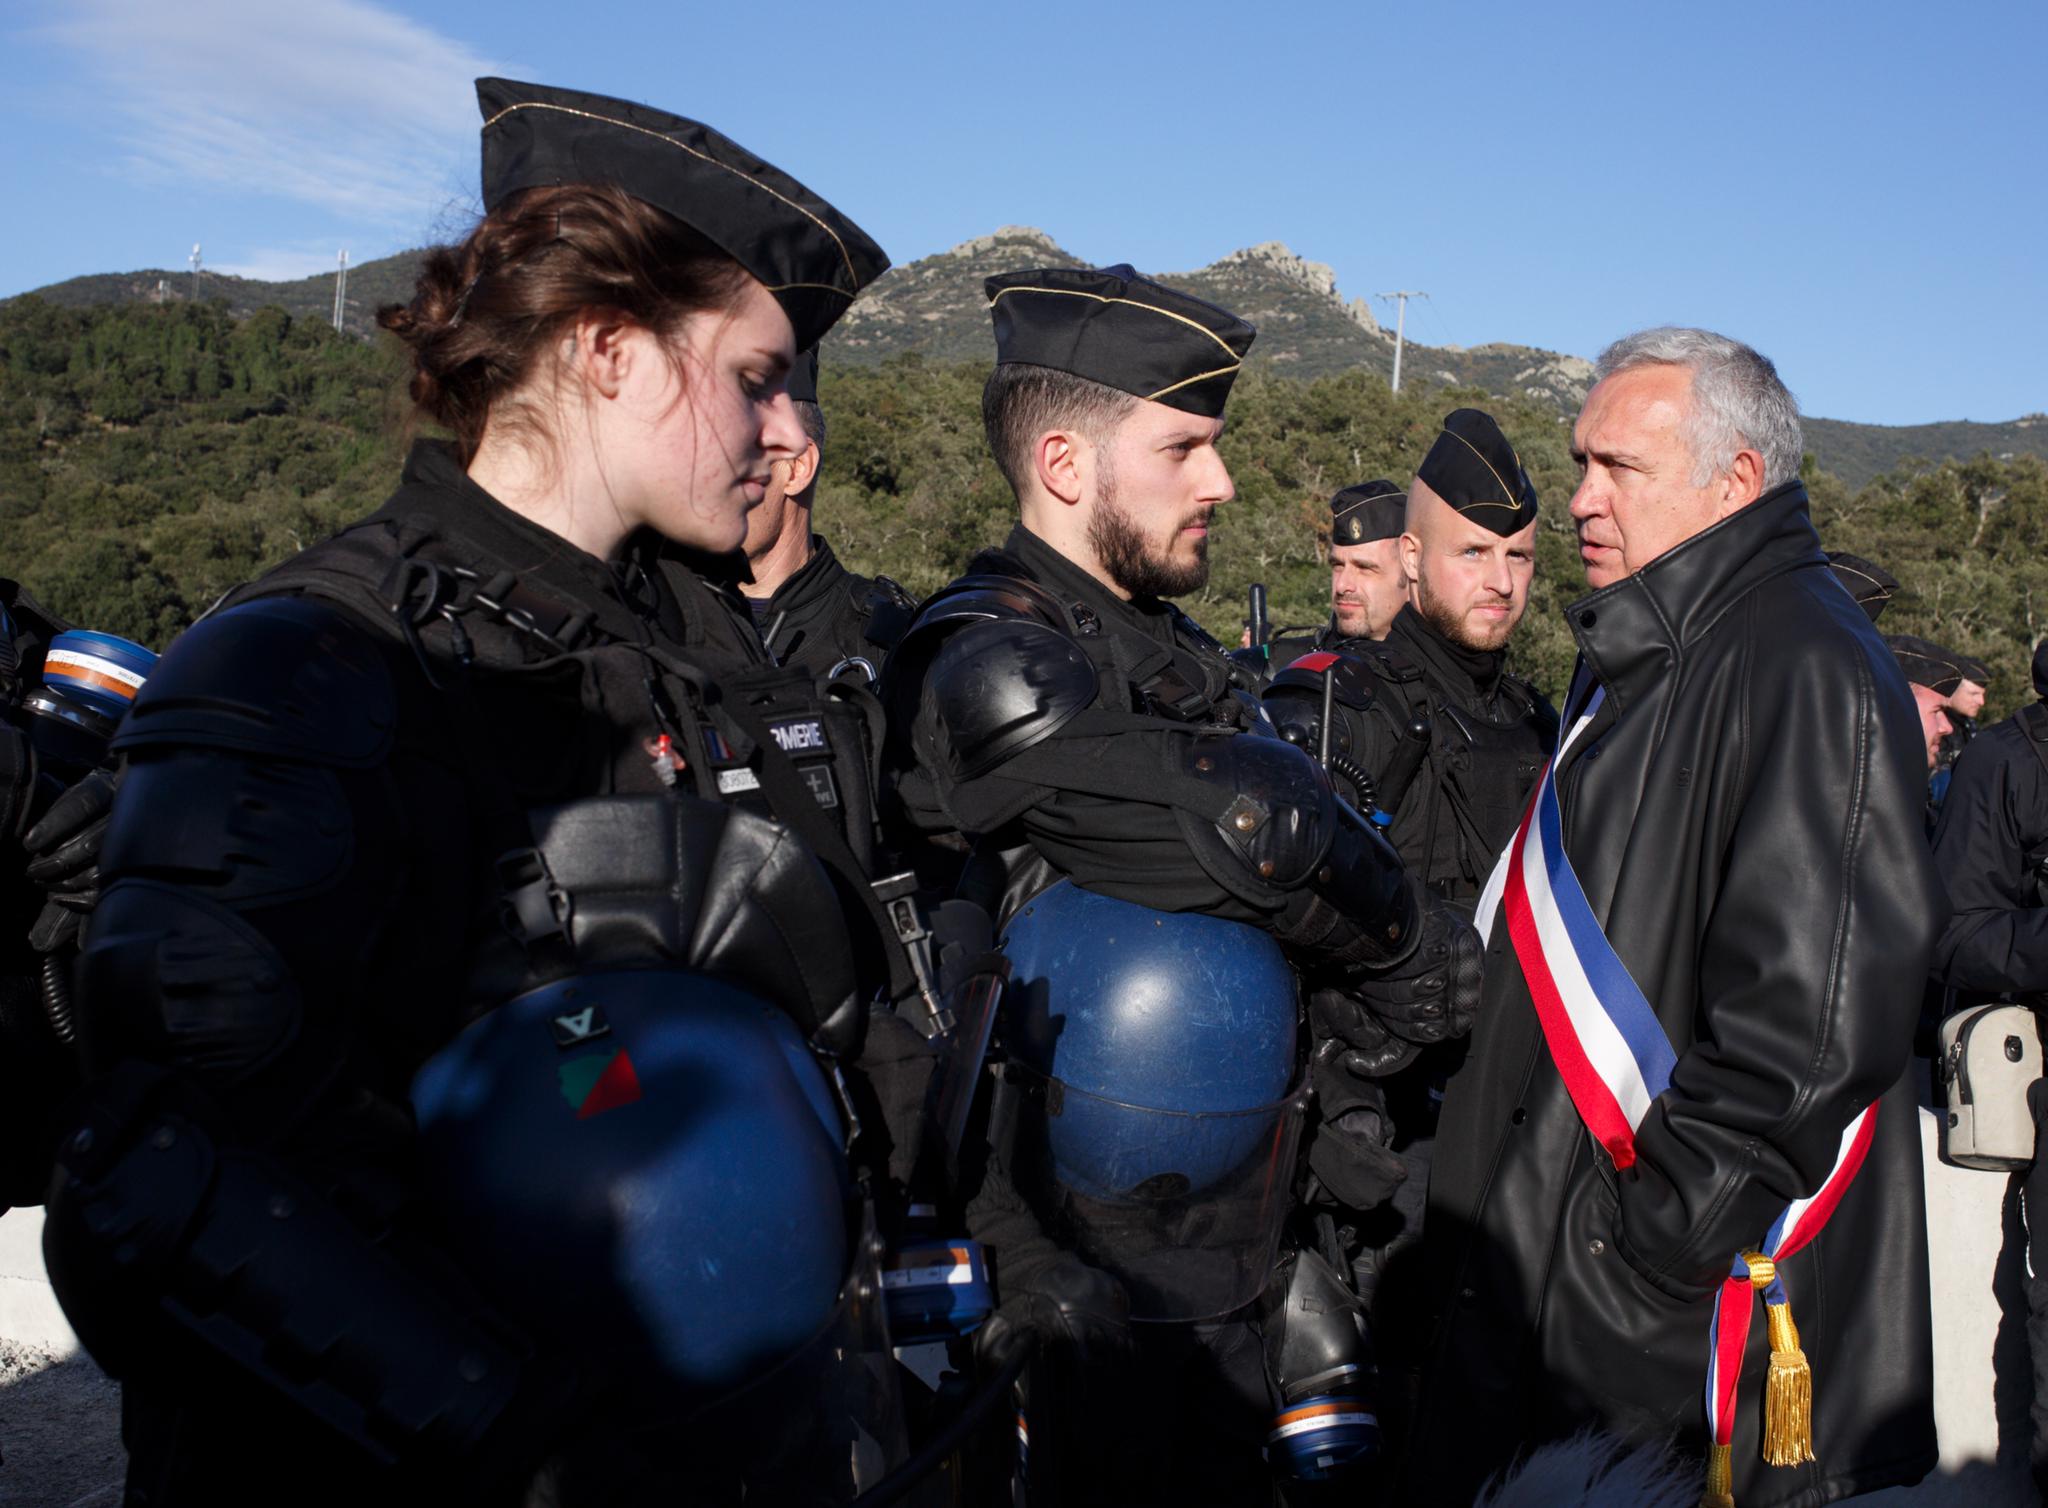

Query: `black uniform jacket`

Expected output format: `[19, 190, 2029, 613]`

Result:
[64, 442, 878, 1503]
[886, 524, 1269, 921]
[1929, 704, 2048, 995]
[666, 535, 910, 684]
[757, 535, 909, 681]
[654, 543, 774, 676]
[1269, 604, 1552, 905]
[1231, 617, 1349, 683]
[1409, 483, 1942, 1508]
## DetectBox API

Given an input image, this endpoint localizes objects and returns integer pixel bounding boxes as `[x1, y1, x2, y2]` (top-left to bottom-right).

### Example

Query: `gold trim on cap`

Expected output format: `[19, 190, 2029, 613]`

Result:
[482, 100, 858, 293]
[1440, 425, 1528, 514]
[1145, 363, 1242, 402]
[987, 284, 1246, 360]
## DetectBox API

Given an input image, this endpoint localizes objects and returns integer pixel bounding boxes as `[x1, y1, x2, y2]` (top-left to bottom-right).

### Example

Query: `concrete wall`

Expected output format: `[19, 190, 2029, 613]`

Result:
[0, 1207, 75, 1356]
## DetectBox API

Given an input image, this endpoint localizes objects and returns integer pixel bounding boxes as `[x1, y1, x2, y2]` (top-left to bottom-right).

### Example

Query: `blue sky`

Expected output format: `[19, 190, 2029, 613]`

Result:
[2, 0, 2041, 427]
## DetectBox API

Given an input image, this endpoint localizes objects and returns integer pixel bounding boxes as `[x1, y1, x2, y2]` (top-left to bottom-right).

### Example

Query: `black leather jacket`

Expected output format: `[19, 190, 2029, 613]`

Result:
[1929, 701, 2048, 997]
[1409, 483, 1943, 1508]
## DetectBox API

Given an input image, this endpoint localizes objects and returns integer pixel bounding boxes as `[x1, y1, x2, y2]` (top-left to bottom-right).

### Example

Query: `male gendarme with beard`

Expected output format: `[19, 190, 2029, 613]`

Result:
[878, 270, 1483, 1490]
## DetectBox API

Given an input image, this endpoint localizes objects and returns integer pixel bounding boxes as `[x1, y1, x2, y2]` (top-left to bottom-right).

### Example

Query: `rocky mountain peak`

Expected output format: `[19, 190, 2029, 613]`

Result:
[938, 225, 1068, 261]
[1194, 242, 1380, 334]
[1211, 242, 1339, 299]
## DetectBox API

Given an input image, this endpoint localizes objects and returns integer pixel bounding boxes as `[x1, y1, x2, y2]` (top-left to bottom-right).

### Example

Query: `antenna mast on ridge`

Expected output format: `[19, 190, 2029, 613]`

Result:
[1375, 289, 1427, 393]
[332, 250, 350, 331]
[189, 244, 203, 302]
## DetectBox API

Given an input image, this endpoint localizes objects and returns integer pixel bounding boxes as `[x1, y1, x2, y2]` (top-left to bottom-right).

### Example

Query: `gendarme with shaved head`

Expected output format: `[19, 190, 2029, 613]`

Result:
[1259, 406, 1558, 1332]
[1402, 406, 1541, 652]
[1411, 329, 1945, 1507]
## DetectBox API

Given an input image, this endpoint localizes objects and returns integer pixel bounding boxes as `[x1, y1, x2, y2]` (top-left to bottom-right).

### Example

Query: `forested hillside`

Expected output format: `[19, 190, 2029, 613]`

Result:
[17, 240, 2045, 486]
[3, 299, 2043, 717]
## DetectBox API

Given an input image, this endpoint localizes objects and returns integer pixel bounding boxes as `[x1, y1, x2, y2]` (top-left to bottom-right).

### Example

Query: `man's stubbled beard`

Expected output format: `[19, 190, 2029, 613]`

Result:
[1087, 460, 1211, 599]
[1415, 562, 1513, 652]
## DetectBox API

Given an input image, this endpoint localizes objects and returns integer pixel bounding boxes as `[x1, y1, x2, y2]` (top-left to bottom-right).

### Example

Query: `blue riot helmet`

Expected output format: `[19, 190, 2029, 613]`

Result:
[412, 970, 853, 1397]
[998, 881, 1308, 1321]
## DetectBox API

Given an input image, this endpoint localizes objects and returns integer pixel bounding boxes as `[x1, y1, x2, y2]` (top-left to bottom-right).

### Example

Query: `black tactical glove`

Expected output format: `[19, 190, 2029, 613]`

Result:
[975, 1251, 1134, 1377]
[1309, 988, 1424, 1078]
[1344, 896, 1483, 1044]
[24, 768, 117, 954]
[1305, 1045, 1408, 1212]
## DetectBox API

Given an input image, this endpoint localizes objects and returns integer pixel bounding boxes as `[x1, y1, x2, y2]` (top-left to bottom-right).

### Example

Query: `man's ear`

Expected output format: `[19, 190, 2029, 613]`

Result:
[1719, 447, 1767, 515]
[1398, 530, 1422, 587]
[1035, 431, 1086, 506]
[783, 440, 821, 498]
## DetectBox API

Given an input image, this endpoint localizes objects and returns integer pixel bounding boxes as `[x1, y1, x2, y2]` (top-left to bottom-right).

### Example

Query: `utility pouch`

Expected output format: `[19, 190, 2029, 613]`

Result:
[1939, 1002, 2043, 1169]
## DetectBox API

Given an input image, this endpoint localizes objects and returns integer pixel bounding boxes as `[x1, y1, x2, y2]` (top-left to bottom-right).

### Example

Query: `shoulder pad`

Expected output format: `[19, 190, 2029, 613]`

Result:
[1265, 651, 1379, 712]
[112, 596, 398, 768]
[907, 571, 1072, 639]
[858, 574, 918, 653]
[929, 618, 1097, 779]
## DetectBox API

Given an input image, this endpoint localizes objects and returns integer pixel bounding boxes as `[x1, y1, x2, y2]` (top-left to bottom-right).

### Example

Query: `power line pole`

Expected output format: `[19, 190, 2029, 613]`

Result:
[1375, 290, 1427, 393]
[332, 250, 350, 331]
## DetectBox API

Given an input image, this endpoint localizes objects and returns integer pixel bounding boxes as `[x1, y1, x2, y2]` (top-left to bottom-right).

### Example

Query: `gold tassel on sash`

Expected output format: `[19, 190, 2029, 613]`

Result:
[1761, 1294, 1815, 1466]
[1737, 1250, 1817, 1470]
[1699, 1442, 1735, 1508]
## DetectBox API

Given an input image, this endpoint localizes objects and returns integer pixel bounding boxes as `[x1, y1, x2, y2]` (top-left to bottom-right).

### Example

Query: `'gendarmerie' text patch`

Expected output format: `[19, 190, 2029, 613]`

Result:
[768, 716, 832, 755]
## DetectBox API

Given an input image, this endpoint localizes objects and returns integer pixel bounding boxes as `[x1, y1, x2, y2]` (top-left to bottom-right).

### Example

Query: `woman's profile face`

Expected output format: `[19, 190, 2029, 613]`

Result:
[616, 275, 806, 553]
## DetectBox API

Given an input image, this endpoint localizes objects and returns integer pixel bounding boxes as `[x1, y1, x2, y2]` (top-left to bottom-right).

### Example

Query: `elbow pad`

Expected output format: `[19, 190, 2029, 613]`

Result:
[1269, 813, 1422, 971]
[1171, 730, 1338, 899]
[1170, 730, 1420, 967]
[43, 1064, 565, 1474]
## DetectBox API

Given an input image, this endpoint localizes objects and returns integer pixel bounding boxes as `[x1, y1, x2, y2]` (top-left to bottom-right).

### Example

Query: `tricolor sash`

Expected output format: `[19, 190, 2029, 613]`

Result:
[1476, 662, 1879, 1507]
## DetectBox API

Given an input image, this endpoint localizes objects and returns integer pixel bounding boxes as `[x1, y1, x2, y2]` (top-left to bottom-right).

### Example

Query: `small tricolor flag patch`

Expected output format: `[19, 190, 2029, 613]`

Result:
[558, 1049, 642, 1118]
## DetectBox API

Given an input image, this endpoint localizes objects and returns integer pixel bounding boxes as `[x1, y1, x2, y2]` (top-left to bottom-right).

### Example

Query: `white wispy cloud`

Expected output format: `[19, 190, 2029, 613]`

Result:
[211, 240, 360, 283]
[44, 0, 512, 234]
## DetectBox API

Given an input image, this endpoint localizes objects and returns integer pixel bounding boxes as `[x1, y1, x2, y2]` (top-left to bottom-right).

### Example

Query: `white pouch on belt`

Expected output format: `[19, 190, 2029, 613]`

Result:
[1939, 1002, 2043, 1170]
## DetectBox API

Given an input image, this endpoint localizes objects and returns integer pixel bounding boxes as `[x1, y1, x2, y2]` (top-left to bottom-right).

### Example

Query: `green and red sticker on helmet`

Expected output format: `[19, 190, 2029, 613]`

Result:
[551, 1005, 641, 1118]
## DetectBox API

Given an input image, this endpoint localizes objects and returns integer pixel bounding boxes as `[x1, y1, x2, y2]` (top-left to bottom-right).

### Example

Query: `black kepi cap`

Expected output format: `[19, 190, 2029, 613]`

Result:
[1824, 552, 1898, 624]
[787, 346, 819, 406]
[477, 78, 889, 352]
[984, 264, 1256, 418]
[1331, 480, 1406, 547]
[1885, 634, 1965, 696]
[1955, 652, 1992, 686]
[1414, 408, 1538, 535]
